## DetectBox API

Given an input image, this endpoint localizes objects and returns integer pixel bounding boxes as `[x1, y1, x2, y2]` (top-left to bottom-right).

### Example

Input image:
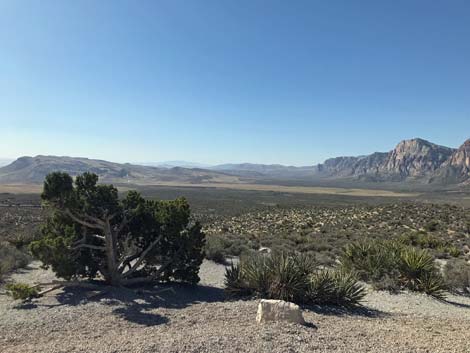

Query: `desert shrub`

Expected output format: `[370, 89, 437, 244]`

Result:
[340, 240, 446, 298]
[340, 240, 402, 284]
[0, 242, 31, 281]
[446, 246, 461, 258]
[398, 247, 446, 299]
[5, 282, 40, 300]
[225, 252, 364, 307]
[204, 235, 229, 264]
[307, 270, 366, 307]
[265, 253, 309, 302]
[424, 220, 440, 232]
[444, 259, 470, 295]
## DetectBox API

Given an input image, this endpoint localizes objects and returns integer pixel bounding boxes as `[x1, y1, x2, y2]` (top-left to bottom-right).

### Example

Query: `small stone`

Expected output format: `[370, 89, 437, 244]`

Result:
[256, 299, 306, 325]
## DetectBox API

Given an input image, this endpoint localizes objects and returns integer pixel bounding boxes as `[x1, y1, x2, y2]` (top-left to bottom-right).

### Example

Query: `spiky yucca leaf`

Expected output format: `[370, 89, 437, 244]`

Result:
[266, 253, 309, 302]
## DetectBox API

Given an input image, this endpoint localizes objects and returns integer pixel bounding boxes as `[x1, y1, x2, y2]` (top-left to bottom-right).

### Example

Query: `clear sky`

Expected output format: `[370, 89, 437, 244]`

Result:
[0, 1, 469, 166]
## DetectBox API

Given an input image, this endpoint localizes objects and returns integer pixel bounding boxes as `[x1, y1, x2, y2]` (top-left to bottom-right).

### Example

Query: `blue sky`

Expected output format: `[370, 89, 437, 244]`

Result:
[0, 0, 469, 166]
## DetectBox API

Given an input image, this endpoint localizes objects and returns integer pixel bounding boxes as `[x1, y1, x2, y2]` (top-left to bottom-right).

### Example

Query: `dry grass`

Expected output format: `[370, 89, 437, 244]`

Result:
[0, 184, 42, 194]
[131, 182, 420, 198]
[0, 182, 419, 198]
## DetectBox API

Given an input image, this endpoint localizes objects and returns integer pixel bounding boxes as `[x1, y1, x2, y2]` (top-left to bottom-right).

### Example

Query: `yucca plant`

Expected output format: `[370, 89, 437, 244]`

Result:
[416, 273, 446, 300]
[240, 255, 272, 297]
[307, 270, 336, 304]
[398, 248, 435, 289]
[224, 252, 364, 307]
[266, 253, 308, 302]
[308, 270, 366, 307]
[225, 262, 252, 297]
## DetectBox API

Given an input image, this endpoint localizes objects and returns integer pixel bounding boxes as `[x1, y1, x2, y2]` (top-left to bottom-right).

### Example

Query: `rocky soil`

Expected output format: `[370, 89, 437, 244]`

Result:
[1, 261, 470, 353]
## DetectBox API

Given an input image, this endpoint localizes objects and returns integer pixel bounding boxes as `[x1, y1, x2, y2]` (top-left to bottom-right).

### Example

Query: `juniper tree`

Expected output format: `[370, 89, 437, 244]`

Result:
[30, 172, 205, 286]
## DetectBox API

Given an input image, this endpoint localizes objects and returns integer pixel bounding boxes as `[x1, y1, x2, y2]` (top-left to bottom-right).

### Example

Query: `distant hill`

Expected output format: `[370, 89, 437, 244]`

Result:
[210, 163, 317, 179]
[143, 161, 212, 169]
[0, 156, 242, 185]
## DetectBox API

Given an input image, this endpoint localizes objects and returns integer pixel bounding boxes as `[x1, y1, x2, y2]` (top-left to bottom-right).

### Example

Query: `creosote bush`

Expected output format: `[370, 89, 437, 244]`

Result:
[340, 239, 446, 299]
[225, 252, 365, 307]
[6, 282, 40, 300]
[444, 259, 470, 295]
[0, 242, 31, 282]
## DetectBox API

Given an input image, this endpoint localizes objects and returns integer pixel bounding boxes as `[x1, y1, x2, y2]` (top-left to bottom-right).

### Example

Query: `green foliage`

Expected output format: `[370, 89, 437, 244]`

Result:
[340, 240, 402, 283]
[340, 239, 446, 298]
[265, 253, 309, 302]
[30, 172, 205, 285]
[424, 220, 439, 232]
[204, 235, 229, 264]
[6, 282, 40, 300]
[308, 270, 366, 307]
[225, 253, 364, 307]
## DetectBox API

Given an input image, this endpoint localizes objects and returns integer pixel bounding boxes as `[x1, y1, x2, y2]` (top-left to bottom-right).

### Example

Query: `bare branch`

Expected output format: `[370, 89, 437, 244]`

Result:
[118, 253, 141, 273]
[64, 209, 104, 230]
[71, 243, 106, 251]
[122, 234, 164, 278]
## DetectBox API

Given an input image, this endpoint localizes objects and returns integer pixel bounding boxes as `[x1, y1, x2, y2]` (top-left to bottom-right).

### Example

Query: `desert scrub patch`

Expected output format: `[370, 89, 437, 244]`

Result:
[5, 282, 40, 300]
[340, 239, 446, 299]
[444, 259, 470, 295]
[0, 242, 31, 281]
[225, 252, 365, 307]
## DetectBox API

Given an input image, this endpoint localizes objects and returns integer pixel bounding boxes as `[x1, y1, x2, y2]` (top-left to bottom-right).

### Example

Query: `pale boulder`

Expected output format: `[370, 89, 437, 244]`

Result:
[256, 299, 305, 325]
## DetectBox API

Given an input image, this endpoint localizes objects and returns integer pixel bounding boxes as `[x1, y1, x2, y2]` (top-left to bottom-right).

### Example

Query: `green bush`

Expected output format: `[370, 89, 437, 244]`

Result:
[308, 270, 366, 307]
[340, 240, 446, 298]
[399, 247, 446, 299]
[204, 235, 229, 264]
[225, 253, 365, 307]
[6, 282, 40, 300]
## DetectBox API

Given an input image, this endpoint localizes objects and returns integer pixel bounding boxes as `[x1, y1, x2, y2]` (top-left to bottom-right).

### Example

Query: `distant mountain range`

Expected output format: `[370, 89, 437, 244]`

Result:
[316, 138, 470, 184]
[0, 138, 468, 187]
[0, 156, 243, 185]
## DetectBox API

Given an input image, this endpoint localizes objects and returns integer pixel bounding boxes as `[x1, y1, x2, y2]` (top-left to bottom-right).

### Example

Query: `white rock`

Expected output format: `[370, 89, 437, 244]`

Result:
[256, 299, 305, 325]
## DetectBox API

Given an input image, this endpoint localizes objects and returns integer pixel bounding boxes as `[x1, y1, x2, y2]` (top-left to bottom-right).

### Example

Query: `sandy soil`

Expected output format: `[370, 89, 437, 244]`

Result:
[1, 261, 469, 353]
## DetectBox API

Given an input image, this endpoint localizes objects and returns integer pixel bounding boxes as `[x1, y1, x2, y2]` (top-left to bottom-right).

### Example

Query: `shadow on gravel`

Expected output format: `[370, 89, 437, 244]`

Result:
[305, 304, 388, 318]
[441, 298, 470, 309]
[16, 282, 225, 327]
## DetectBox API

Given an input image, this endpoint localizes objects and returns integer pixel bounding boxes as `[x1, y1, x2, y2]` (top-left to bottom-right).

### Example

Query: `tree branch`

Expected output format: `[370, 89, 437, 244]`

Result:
[71, 243, 106, 251]
[122, 234, 164, 278]
[64, 209, 105, 230]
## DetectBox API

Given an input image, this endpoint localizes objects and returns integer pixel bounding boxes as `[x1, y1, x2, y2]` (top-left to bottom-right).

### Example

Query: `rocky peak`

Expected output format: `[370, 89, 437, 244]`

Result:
[383, 138, 455, 178]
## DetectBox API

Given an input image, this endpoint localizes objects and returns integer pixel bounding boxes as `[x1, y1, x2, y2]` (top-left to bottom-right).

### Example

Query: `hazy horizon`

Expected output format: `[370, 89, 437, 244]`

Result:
[1, 1, 469, 165]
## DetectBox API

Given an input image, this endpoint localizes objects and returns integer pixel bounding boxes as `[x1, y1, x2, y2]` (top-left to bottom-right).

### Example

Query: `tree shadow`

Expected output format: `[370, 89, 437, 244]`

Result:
[15, 282, 226, 327]
[440, 298, 470, 309]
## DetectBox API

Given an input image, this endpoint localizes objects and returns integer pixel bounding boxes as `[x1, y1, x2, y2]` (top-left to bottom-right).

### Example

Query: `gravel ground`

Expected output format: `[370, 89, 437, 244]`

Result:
[1, 261, 470, 353]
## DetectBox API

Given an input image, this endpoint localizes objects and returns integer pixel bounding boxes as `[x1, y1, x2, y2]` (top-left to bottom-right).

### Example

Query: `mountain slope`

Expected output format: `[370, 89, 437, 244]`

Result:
[431, 139, 470, 184]
[0, 156, 243, 185]
[317, 138, 458, 183]
[210, 163, 317, 179]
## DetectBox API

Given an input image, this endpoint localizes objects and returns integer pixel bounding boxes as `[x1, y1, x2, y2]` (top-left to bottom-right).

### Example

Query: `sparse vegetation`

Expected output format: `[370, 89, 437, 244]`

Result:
[204, 203, 470, 266]
[5, 282, 40, 300]
[444, 259, 470, 295]
[340, 240, 446, 299]
[0, 242, 31, 281]
[225, 253, 365, 307]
